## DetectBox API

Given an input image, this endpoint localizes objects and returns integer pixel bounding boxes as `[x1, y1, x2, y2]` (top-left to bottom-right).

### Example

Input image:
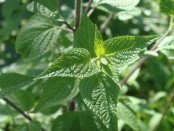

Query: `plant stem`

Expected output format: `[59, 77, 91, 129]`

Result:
[56, 26, 73, 32]
[153, 87, 174, 131]
[3, 98, 32, 121]
[120, 16, 174, 86]
[86, 0, 93, 13]
[100, 14, 114, 33]
[3, 98, 46, 131]
[75, 0, 82, 30]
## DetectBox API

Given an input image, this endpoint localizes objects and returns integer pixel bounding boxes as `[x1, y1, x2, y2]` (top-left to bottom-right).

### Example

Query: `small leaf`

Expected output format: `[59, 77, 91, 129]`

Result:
[52, 111, 99, 131]
[36, 48, 100, 79]
[74, 13, 96, 57]
[159, 36, 174, 59]
[34, 77, 79, 111]
[0, 73, 32, 99]
[15, 14, 60, 58]
[94, 0, 140, 13]
[117, 101, 140, 131]
[80, 73, 120, 131]
[27, 0, 59, 18]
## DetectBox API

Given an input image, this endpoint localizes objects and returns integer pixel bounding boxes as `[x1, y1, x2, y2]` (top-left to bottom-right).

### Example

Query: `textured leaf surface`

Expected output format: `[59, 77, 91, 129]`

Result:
[102, 36, 158, 78]
[0, 73, 32, 99]
[52, 111, 99, 131]
[74, 13, 96, 57]
[80, 73, 120, 131]
[16, 14, 60, 58]
[36, 48, 100, 79]
[117, 102, 140, 131]
[159, 36, 174, 59]
[34, 77, 79, 111]
[94, 0, 140, 13]
[27, 0, 59, 18]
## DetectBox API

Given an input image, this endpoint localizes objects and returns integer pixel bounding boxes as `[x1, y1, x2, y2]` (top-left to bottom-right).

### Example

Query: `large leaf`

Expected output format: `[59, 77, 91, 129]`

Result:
[0, 73, 32, 99]
[101, 36, 158, 79]
[36, 48, 100, 79]
[74, 13, 96, 57]
[80, 73, 120, 131]
[52, 111, 99, 131]
[159, 36, 174, 59]
[117, 102, 140, 131]
[94, 0, 140, 13]
[15, 14, 60, 58]
[34, 77, 79, 111]
[27, 0, 59, 18]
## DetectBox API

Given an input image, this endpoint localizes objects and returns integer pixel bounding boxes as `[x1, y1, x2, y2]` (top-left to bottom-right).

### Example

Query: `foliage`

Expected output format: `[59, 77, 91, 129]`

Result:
[0, 0, 174, 131]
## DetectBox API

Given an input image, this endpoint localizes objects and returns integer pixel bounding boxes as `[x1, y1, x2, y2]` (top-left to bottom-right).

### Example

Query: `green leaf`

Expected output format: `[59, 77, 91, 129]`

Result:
[160, 0, 174, 15]
[80, 73, 120, 131]
[27, 0, 59, 18]
[34, 77, 79, 111]
[117, 102, 140, 131]
[52, 111, 99, 131]
[74, 13, 96, 57]
[0, 73, 32, 99]
[15, 121, 41, 131]
[9, 90, 35, 111]
[1, 0, 20, 20]
[101, 36, 158, 79]
[15, 14, 60, 58]
[36, 48, 100, 79]
[94, 0, 140, 13]
[159, 36, 174, 59]
[94, 25, 105, 57]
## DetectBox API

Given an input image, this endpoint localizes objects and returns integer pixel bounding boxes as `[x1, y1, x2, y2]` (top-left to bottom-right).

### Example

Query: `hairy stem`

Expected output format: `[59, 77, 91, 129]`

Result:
[75, 0, 82, 30]
[120, 16, 174, 86]
[100, 14, 114, 33]
[86, 0, 93, 13]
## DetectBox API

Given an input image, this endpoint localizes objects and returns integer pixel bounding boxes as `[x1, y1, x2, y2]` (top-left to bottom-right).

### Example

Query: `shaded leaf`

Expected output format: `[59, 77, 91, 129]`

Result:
[0, 73, 32, 99]
[34, 77, 79, 111]
[52, 111, 99, 131]
[15, 121, 41, 131]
